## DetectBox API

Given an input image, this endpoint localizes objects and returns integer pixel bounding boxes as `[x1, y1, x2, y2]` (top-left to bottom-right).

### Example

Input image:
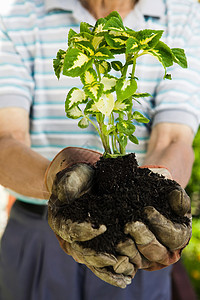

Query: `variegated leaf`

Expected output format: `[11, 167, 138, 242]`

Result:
[92, 35, 104, 50]
[98, 60, 111, 74]
[84, 82, 104, 101]
[84, 100, 100, 114]
[78, 117, 89, 128]
[116, 78, 137, 101]
[93, 18, 106, 34]
[104, 15, 125, 32]
[113, 99, 130, 112]
[81, 68, 97, 85]
[135, 29, 163, 49]
[132, 111, 149, 123]
[105, 33, 127, 49]
[101, 75, 117, 94]
[66, 106, 83, 119]
[65, 87, 86, 110]
[133, 93, 151, 98]
[126, 37, 139, 54]
[111, 61, 123, 72]
[94, 47, 114, 60]
[63, 48, 92, 77]
[96, 93, 114, 116]
[117, 120, 136, 136]
[70, 32, 92, 44]
[74, 41, 95, 56]
[53, 49, 66, 79]
[148, 41, 173, 68]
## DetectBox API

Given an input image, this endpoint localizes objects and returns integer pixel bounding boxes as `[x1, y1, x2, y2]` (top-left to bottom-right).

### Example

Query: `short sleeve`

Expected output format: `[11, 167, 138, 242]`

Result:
[0, 15, 34, 112]
[153, 3, 200, 134]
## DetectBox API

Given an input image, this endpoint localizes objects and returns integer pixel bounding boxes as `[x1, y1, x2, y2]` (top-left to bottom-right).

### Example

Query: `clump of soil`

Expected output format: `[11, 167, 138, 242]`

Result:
[52, 153, 189, 255]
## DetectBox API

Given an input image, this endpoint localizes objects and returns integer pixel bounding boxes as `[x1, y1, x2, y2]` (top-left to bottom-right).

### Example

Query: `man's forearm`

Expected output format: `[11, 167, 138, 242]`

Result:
[0, 136, 50, 199]
[143, 139, 194, 188]
[142, 123, 195, 188]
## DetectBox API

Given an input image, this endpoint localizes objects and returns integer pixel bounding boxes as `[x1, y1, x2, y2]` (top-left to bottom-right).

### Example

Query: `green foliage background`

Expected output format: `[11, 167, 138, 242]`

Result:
[182, 128, 200, 297]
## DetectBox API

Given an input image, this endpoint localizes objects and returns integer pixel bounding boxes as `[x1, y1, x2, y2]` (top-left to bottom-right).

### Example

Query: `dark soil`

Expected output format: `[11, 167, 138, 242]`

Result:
[52, 153, 190, 255]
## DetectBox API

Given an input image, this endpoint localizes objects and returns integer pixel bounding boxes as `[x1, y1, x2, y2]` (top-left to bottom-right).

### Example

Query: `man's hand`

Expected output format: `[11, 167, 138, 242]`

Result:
[119, 166, 192, 271]
[46, 147, 135, 288]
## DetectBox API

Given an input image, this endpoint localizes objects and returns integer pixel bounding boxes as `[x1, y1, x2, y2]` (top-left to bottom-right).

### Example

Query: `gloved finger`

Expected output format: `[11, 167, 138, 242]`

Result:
[55, 235, 86, 264]
[144, 206, 192, 251]
[88, 265, 133, 289]
[71, 243, 118, 267]
[168, 187, 191, 216]
[48, 206, 106, 242]
[116, 239, 150, 269]
[124, 221, 168, 262]
[72, 244, 135, 275]
[113, 256, 135, 276]
[52, 163, 95, 203]
[45, 147, 101, 193]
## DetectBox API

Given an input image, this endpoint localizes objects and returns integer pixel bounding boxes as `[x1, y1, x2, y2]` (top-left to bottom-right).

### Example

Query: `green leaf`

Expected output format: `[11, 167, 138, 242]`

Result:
[94, 47, 114, 60]
[80, 68, 97, 85]
[65, 87, 86, 110]
[129, 134, 139, 144]
[53, 49, 66, 79]
[164, 73, 172, 80]
[95, 93, 114, 116]
[84, 82, 104, 101]
[78, 117, 89, 128]
[116, 78, 137, 101]
[118, 134, 128, 149]
[104, 15, 125, 32]
[66, 106, 83, 119]
[132, 111, 149, 123]
[80, 22, 93, 34]
[135, 29, 164, 49]
[105, 11, 123, 22]
[117, 120, 136, 136]
[111, 61, 123, 71]
[126, 37, 139, 54]
[63, 48, 92, 77]
[68, 29, 77, 46]
[171, 48, 188, 68]
[98, 60, 111, 74]
[101, 75, 117, 94]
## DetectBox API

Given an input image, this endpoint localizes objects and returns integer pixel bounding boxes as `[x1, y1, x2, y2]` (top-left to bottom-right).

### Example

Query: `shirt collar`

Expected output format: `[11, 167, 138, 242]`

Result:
[44, 0, 165, 19]
[44, 0, 76, 13]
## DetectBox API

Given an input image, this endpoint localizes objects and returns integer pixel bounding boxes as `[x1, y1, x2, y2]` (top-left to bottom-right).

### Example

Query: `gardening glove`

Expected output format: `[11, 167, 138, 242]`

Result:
[119, 165, 192, 271]
[45, 147, 135, 288]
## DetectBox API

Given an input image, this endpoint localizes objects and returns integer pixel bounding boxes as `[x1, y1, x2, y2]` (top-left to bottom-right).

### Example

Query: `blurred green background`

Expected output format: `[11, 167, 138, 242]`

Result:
[182, 128, 200, 297]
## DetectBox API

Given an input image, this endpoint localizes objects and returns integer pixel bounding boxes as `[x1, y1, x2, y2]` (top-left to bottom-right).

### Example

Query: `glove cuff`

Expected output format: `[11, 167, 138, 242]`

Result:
[45, 147, 102, 193]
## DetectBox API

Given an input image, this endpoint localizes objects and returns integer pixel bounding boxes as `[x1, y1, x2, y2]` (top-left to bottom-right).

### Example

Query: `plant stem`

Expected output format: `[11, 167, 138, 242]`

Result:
[94, 61, 101, 82]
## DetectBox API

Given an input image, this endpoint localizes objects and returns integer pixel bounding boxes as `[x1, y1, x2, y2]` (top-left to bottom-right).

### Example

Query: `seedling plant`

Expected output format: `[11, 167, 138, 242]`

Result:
[53, 11, 187, 158]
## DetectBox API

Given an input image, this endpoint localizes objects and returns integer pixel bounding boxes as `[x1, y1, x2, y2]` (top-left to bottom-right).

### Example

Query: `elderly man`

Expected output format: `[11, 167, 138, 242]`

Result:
[0, 0, 200, 299]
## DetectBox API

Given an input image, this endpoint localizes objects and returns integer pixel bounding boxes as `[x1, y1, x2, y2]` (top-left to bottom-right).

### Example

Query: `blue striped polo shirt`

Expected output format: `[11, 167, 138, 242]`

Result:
[0, 0, 200, 203]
